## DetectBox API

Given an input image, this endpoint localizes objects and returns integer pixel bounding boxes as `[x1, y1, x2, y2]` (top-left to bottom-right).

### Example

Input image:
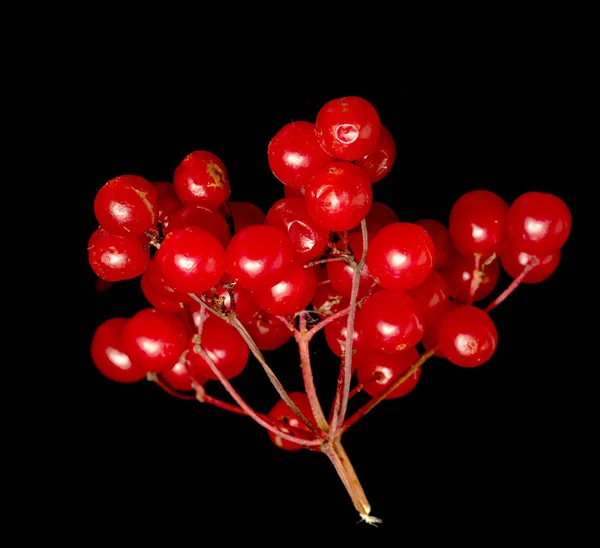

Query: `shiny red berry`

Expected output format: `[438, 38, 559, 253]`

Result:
[155, 226, 226, 294]
[226, 201, 266, 234]
[311, 282, 349, 317]
[88, 226, 150, 282]
[500, 244, 561, 284]
[414, 219, 454, 269]
[315, 96, 381, 161]
[353, 125, 396, 183]
[225, 225, 294, 290]
[437, 305, 498, 368]
[327, 231, 374, 299]
[305, 161, 373, 232]
[268, 121, 333, 190]
[438, 253, 500, 303]
[121, 308, 189, 374]
[152, 181, 182, 232]
[173, 150, 231, 209]
[449, 190, 509, 259]
[243, 310, 293, 351]
[91, 318, 148, 383]
[94, 174, 158, 237]
[165, 203, 231, 248]
[507, 191, 572, 255]
[366, 222, 435, 291]
[267, 392, 315, 451]
[406, 270, 450, 328]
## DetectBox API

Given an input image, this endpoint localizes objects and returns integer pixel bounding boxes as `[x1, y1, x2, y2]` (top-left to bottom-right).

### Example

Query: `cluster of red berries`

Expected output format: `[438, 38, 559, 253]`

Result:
[88, 95, 571, 523]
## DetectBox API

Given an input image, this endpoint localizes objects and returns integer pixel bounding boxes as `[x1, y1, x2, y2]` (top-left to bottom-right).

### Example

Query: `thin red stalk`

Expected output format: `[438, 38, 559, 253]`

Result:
[296, 313, 329, 430]
[303, 256, 347, 268]
[191, 342, 321, 447]
[348, 383, 363, 400]
[467, 253, 482, 306]
[188, 292, 321, 436]
[340, 347, 438, 434]
[305, 306, 350, 341]
[485, 257, 539, 312]
[276, 315, 299, 336]
[329, 219, 368, 436]
[148, 373, 196, 400]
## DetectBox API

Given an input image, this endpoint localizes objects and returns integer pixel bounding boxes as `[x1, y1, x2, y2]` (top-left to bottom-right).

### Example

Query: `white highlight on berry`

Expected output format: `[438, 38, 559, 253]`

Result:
[525, 216, 549, 240]
[106, 348, 132, 370]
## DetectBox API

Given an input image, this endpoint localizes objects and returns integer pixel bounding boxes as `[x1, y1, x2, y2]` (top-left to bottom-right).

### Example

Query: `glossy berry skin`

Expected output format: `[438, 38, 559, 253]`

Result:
[366, 222, 435, 291]
[91, 318, 148, 383]
[121, 308, 188, 374]
[266, 197, 330, 263]
[225, 225, 294, 291]
[253, 262, 317, 316]
[324, 314, 366, 358]
[160, 358, 207, 392]
[311, 282, 349, 317]
[243, 310, 293, 351]
[415, 219, 454, 268]
[94, 175, 158, 237]
[406, 270, 450, 328]
[356, 348, 421, 399]
[155, 226, 226, 294]
[88, 226, 150, 282]
[437, 305, 498, 368]
[438, 253, 500, 303]
[267, 392, 316, 451]
[226, 201, 266, 234]
[449, 190, 509, 259]
[283, 185, 305, 198]
[315, 96, 381, 161]
[140, 272, 185, 313]
[507, 191, 572, 255]
[187, 318, 249, 380]
[304, 161, 373, 232]
[173, 150, 231, 210]
[267, 121, 333, 190]
[165, 203, 232, 248]
[152, 181, 182, 232]
[350, 201, 399, 237]
[327, 231, 374, 298]
[353, 125, 396, 183]
[142, 257, 194, 305]
[500, 244, 561, 284]
[209, 284, 261, 324]
[359, 289, 424, 353]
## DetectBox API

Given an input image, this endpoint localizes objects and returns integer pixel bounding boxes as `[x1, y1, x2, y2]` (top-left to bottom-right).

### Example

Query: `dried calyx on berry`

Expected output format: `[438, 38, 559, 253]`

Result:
[88, 95, 572, 525]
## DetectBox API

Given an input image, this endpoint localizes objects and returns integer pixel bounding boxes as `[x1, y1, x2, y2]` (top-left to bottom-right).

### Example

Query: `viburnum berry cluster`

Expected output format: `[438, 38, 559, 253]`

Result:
[88, 95, 572, 525]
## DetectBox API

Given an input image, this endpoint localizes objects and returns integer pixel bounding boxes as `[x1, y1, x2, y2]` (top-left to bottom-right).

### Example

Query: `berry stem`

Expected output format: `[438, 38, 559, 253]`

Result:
[147, 372, 197, 400]
[348, 383, 363, 400]
[303, 256, 347, 268]
[485, 257, 540, 313]
[191, 341, 321, 447]
[296, 313, 329, 431]
[339, 346, 439, 434]
[467, 253, 482, 305]
[192, 382, 248, 415]
[322, 438, 378, 524]
[305, 306, 350, 341]
[188, 292, 321, 436]
[329, 219, 368, 436]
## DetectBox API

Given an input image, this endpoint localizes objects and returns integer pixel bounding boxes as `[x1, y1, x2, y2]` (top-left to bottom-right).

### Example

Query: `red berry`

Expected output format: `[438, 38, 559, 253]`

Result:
[438, 253, 500, 303]
[94, 175, 158, 237]
[208, 283, 261, 324]
[315, 96, 381, 161]
[88, 226, 150, 282]
[155, 226, 226, 294]
[160, 357, 207, 392]
[283, 185, 305, 198]
[268, 121, 333, 190]
[350, 201, 399, 237]
[414, 219, 454, 269]
[359, 289, 424, 353]
[327, 231, 374, 299]
[406, 270, 450, 328]
[449, 190, 509, 259]
[91, 318, 147, 383]
[324, 314, 366, 358]
[173, 150, 231, 209]
[165, 203, 232, 248]
[226, 201, 266, 234]
[500, 244, 561, 284]
[266, 197, 330, 263]
[437, 305, 498, 368]
[353, 125, 396, 183]
[187, 317, 249, 380]
[304, 161, 373, 232]
[267, 392, 315, 451]
[243, 310, 293, 351]
[152, 181, 182, 232]
[355, 348, 421, 399]
[142, 257, 195, 305]
[225, 225, 294, 290]
[121, 308, 189, 374]
[366, 222, 435, 291]
[311, 282, 349, 317]
[140, 271, 185, 313]
[507, 191, 572, 255]
[253, 262, 317, 317]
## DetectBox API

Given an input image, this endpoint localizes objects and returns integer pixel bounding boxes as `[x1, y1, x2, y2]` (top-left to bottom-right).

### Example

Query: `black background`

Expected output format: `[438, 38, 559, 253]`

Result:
[61, 41, 588, 542]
